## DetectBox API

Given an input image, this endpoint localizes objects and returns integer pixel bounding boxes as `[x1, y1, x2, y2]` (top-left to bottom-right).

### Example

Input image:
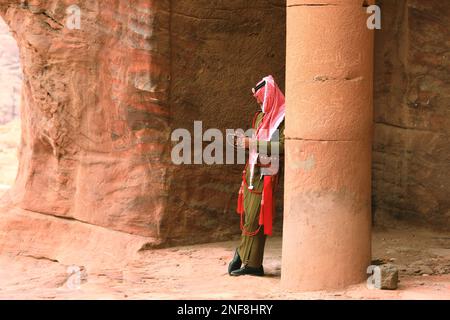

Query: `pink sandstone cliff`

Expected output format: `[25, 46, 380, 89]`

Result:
[0, 0, 286, 263]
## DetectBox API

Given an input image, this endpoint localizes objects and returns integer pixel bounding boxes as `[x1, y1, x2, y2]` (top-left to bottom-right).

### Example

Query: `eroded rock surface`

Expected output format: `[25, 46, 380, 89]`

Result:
[373, 0, 450, 229]
[0, 0, 286, 261]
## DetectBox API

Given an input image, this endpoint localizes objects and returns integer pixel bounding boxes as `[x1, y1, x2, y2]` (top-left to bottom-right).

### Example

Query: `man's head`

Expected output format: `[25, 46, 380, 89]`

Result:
[250, 76, 286, 141]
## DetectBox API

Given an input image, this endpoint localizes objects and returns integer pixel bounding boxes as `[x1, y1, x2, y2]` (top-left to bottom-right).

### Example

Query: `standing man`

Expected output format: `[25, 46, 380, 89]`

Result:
[228, 75, 285, 277]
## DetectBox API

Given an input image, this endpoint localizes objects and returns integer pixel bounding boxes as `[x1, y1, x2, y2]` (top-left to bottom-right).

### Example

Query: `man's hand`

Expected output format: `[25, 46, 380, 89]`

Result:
[236, 136, 250, 149]
[236, 135, 250, 149]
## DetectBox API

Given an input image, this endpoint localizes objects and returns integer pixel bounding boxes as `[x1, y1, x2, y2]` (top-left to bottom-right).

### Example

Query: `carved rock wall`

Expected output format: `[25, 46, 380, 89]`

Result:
[0, 0, 286, 249]
[373, 0, 450, 229]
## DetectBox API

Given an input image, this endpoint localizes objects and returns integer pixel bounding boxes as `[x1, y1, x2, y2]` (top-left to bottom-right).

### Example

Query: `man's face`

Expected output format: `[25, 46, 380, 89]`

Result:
[252, 89, 263, 106]
[252, 88, 264, 111]
[256, 97, 263, 111]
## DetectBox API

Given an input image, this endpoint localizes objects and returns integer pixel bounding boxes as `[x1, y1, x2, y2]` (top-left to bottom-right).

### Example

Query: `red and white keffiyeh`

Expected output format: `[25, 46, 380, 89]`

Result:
[252, 75, 286, 142]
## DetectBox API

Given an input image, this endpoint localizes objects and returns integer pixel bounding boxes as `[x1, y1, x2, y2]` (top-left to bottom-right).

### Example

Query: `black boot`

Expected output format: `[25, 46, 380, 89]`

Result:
[230, 265, 264, 277]
[228, 248, 242, 274]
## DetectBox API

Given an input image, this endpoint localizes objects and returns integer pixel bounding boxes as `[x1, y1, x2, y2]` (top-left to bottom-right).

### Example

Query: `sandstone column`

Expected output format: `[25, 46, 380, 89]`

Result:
[281, 0, 375, 291]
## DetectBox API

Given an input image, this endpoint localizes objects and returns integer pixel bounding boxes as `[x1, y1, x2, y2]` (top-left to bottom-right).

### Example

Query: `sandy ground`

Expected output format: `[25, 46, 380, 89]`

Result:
[0, 223, 449, 300]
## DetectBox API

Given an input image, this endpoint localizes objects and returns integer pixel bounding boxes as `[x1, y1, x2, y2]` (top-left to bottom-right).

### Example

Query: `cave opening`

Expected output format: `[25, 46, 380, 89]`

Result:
[0, 16, 21, 199]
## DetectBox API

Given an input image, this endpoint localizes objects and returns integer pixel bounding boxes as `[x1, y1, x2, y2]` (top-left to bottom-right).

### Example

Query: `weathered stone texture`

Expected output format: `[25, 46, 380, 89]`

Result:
[167, 0, 286, 244]
[379, 264, 399, 290]
[373, 0, 450, 229]
[0, 1, 172, 246]
[0, 0, 286, 251]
